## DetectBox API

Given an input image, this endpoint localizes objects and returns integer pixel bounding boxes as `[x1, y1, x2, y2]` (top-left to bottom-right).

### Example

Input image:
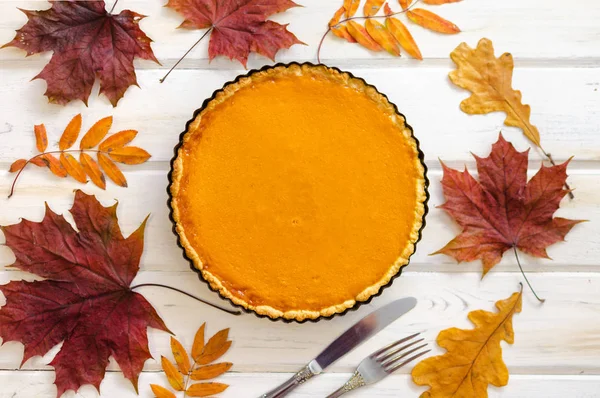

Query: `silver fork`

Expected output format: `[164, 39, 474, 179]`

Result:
[325, 333, 430, 398]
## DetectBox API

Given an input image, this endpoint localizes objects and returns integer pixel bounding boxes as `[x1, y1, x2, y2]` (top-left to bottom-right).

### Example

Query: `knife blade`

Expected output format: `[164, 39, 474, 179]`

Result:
[259, 297, 417, 398]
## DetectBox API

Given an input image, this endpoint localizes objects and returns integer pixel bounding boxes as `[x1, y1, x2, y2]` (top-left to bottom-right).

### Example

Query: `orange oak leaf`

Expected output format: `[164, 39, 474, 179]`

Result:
[434, 134, 583, 280]
[2, 1, 157, 106]
[0, 191, 170, 397]
[412, 287, 522, 398]
[165, 0, 303, 69]
[7, 115, 149, 197]
[407, 8, 460, 34]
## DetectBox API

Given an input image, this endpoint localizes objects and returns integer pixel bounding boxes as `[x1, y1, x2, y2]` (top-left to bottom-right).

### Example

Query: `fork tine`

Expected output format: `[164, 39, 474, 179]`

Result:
[370, 332, 420, 358]
[377, 338, 425, 363]
[385, 348, 431, 374]
[382, 343, 428, 369]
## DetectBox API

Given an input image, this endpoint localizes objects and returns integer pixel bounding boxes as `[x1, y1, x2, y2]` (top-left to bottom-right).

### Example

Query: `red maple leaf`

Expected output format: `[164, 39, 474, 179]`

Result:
[165, 0, 304, 67]
[2, 1, 158, 106]
[0, 190, 170, 397]
[435, 134, 583, 276]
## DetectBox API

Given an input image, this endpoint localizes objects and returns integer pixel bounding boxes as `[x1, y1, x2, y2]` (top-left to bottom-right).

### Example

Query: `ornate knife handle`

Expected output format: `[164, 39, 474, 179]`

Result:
[259, 361, 320, 398]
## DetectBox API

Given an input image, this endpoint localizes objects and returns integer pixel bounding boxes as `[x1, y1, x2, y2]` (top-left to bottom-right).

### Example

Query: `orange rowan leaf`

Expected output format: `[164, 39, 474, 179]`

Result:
[399, 0, 410, 9]
[60, 153, 87, 183]
[365, 19, 400, 56]
[197, 329, 231, 365]
[150, 384, 176, 398]
[329, 6, 345, 27]
[80, 116, 113, 149]
[386, 17, 422, 60]
[9, 159, 27, 173]
[364, 0, 385, 16]
[58, 114, 82, 150]
[109, 146, 151, 165]
[384, 3, 393, 16]
[186, 382, 229, 397]
[412, 288, 523, 397]
[98, 153, 127, 188]
[190, 363, 233, 381]
[170, 337, 191, 375]
[346, 21, 382, 52]
[407, 8, 460, 34]
[332, 25, 357, 43]
[344, 0, 360, 17]
[42, 154, 67, 178]
[99, 130, 138, 152]
[30, 157, 46, 167]
[161, 356, 185, 391]
[191, 323, 206, 362]
[34, 124, 48, 152]
[422, 0, 461, 4]
[80, 153, 106, 190]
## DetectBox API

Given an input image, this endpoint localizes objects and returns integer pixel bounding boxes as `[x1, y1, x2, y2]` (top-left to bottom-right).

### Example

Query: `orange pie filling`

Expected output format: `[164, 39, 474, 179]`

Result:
[170, 64, 427, 320]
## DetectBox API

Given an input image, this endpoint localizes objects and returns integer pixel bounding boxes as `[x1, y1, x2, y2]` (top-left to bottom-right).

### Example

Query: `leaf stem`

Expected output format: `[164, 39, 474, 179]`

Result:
[160, 28, 213, 83]
[109, 0, 119, 14]
[512, 246, 545, 303]
[130, 283, 242, 315]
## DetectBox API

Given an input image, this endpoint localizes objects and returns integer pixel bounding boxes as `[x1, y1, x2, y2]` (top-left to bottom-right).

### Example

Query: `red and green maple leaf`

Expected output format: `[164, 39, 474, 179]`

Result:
[2, 0, 158, 106]
[0, 190, 170, 397]
[434, 134, 583, 280]
[165, 0, 304, 67]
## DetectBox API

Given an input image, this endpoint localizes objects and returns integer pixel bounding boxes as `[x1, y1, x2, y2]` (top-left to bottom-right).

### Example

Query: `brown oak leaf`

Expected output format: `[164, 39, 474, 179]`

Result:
[0, 190, 170, 397]
[3, 1, 158, 106]
[434, 134, 583, 277]
[412, 287, 522, 397]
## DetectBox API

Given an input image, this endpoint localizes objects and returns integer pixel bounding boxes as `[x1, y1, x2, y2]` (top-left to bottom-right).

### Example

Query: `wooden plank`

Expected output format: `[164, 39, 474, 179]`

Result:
[0, 169, 595, 272]
[1, 271, 599, 374]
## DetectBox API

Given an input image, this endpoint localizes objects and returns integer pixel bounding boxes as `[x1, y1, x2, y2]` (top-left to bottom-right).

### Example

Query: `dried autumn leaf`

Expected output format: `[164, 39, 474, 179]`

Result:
[344, 0, 360, 17]
[9, 159, 27, 173]
[422, 0, 461, 4]
[162, 356, 185, 391]
[34, 124, 48, 152]
[0, 191, 169, 397]
[399, 0, 410, 9]
[364, 0, 385, 16]
[407, 8, 460, 34]
[99, 130, 138, 152]
[386, 17, 422, 60]
[449, 38, 541, 147]
[412, 287, 523, 397]
[190, 363, 233, 381]
[365, 19, 400, 56]
[347, 21, 382, 51]
[434, 134, 583, 277]
[3, 1, 157, 106]
[108, 146, 152, 165]
[80, 152, 107, 190]
[58, 114, 82, 151]
[198, 329, 232, 365]
[42, 153, 67, 178]
[60, 153, 87, 184]
[150, 384, 177, 398]
[332, 24, 357, 43]
[98, 153, 128, 188]
[187, 382, 229, 397]
[30, 157, 46, 167]
[329, 6, 345, 26]
[171, 337, 192, 374]
[192, 323, 206, 361]
[80, 116, 113, 149]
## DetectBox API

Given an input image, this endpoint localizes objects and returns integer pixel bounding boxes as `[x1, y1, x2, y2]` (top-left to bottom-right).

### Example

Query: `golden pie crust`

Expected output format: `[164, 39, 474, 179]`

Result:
[170, 64, 427, 321]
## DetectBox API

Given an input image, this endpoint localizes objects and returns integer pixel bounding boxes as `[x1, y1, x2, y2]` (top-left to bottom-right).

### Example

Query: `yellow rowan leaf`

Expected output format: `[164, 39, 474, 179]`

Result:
[58, 114, 82, 150]
[109, 146, 151, 165]
[170, 337, 191, 375]
[364, 0, 385, 16]
[42, 154, 67, 178]
[422, 0, 461, 4]
[386, 17, 422, 60]
[9, 159, 27, 173]
[80, 116, 113, 149]
[98, 153, 127, 188]
[449, 38, 541, 147]
[190, 363, 233, 381]
[161, 356, 185, 391]
[346, 21, 382, 52]
[407, 8, 460, 34]
[197, 329, 231, 365]
[186, 382, 229, 397]
[150, 384, 176, 398]
[412, 287, 523, 397]
[332, 25, 357, 43]
[365, 19, 400, 56]
[34, 124, 48, 152]
[80, 152, 106, 190]
[191, 323, 206, 362]
[399, 0, 410, 10]
[60, 153, 87, 183]
[329, 6, 345, 27]
[343, 0, 360, 17]
[99, 129, 138, 152]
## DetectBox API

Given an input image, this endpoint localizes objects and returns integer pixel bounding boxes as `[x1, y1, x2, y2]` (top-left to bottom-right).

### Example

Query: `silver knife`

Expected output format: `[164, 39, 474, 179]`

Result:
[259, 297, 417, 398]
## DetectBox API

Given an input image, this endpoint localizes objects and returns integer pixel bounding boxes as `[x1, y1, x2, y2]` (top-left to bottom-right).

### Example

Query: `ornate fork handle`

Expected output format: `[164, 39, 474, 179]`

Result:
[326, 371, 367, 398]
[259, 362, 319, 398]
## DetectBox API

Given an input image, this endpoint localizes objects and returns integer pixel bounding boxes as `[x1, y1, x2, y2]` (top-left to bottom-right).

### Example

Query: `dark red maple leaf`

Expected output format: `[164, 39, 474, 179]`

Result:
[0, 190, 170, 397]
[2, 0, 158, 106]
[434, 134, 583, 276]
[165, 0, 304, 67]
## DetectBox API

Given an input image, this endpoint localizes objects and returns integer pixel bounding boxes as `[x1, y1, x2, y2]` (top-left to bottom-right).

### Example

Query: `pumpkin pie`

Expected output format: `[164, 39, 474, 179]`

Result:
[169, 64, 427, 321]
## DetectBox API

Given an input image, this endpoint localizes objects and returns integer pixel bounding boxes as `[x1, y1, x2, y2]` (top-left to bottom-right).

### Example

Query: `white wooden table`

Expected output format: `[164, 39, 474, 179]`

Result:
[1, 1, 599, 397]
